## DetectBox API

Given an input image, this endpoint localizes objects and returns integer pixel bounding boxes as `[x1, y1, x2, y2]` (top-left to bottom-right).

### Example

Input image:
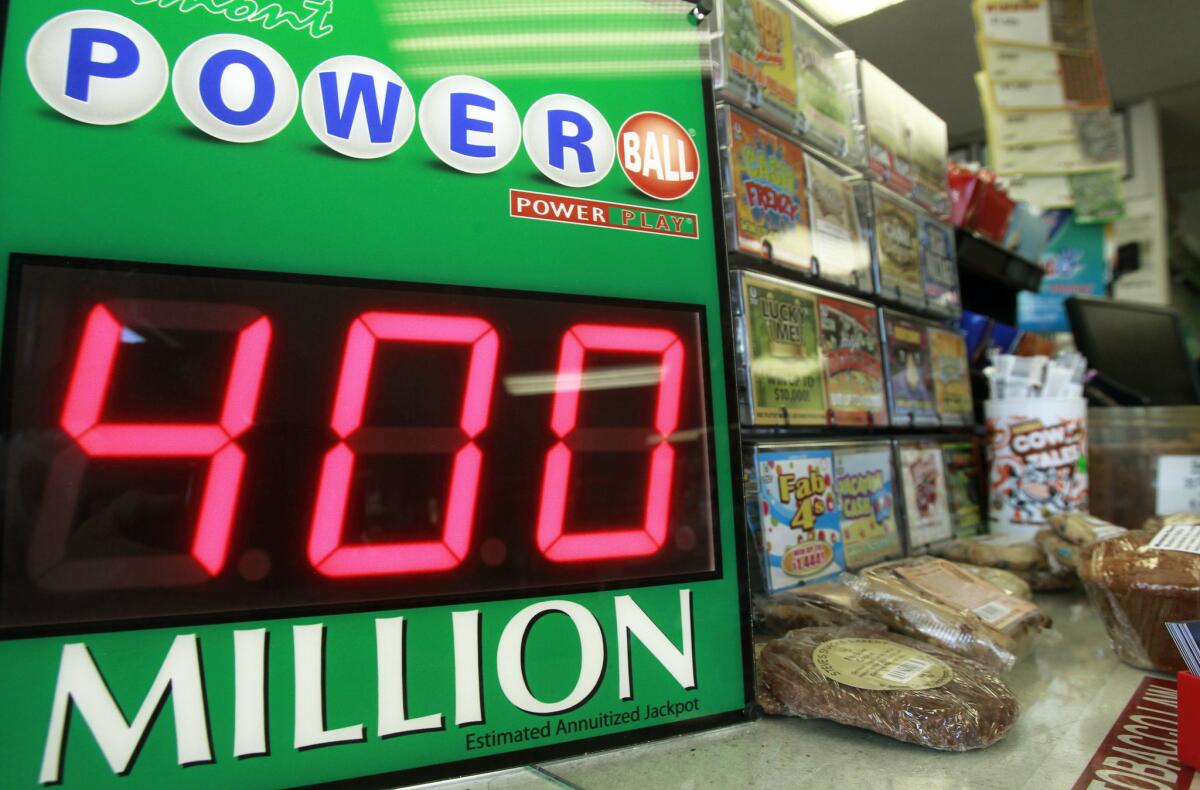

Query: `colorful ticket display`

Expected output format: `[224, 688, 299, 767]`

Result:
[860, 59, 914, 194]
[806, 152, 873, 293]
[736, 272, 827, 425]
[715, 0, 861, 165]
[909, 99, 950, 216]
[928, 327, 975, 425]
[818, 295, 888, 426]
[896, 441, 954, 551]
[920, 215, 962, 318]
[720, 107, 813, 271]
[882, 310, 937, 425]
[943, 440, 986, 538]
[750, 445, 842, 592]
[836, 444, 903, 568]
[872, 187, 924, 307]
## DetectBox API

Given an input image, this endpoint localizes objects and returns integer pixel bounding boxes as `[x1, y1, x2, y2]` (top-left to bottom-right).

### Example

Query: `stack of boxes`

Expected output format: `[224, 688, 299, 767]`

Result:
[710, 0, 986, 594]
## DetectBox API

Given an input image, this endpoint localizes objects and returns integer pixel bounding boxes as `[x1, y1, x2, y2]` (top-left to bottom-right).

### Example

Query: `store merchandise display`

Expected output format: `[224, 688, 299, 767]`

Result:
[713, 0, 863, 164]
[845, 557, 1050, 671]
[732, 272, 892, 426]
[756, 623, 1020, 750]
[893, 439, 954, 551]
[1080, 524, 1200, 672]
[745, 440, 902, 593]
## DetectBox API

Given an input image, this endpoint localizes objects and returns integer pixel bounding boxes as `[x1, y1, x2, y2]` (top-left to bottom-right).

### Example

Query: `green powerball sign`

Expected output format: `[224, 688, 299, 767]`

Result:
[0, 1, 752, 787]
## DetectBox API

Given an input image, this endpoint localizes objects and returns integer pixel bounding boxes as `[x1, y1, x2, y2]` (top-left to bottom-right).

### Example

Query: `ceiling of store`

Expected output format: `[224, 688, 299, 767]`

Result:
[829, 0, 1200, 195]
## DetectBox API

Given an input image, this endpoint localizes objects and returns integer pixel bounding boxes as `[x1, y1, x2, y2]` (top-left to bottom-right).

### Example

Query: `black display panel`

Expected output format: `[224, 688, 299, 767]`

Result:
[1, 255, 718, 631]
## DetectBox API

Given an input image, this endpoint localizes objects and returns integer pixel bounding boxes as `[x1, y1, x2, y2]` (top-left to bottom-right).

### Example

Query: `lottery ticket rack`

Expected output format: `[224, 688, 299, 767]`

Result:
[709, 0, 987, 597]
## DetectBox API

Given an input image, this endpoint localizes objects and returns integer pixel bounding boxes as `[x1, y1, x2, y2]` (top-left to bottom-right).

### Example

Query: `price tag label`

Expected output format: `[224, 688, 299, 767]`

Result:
[1155, 455, 1200, 514]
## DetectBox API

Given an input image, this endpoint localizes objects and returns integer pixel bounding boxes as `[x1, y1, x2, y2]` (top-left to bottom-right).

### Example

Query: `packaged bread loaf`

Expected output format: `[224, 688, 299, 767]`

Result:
[846, 557, 1050, 670]
[1079, 526, 1200, 672]
[1142, 512, 1199, 534]
[757, 623, 1020, 751]
[756, 582, 868, 635]
[955, 563, 1033, 600]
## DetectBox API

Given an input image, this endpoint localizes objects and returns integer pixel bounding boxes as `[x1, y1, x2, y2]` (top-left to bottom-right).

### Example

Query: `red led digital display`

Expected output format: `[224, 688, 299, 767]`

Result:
[1, 255, 718, 631]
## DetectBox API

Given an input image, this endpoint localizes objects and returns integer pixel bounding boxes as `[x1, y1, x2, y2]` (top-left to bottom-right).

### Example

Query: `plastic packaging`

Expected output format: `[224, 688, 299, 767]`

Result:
[937, 534, 1047, 571]
[756, 623, 1020, 750]
[1079, 529, 1200, 672]
[1046, 511, 1128, 546]
[756, 582, 867, 635]
[955, 563, 1033, 600]
[846, 557, 1051, 670]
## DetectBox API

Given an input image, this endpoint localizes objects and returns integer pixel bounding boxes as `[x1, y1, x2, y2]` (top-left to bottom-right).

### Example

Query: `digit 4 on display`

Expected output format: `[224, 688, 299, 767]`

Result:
[0, 3, 752, 787]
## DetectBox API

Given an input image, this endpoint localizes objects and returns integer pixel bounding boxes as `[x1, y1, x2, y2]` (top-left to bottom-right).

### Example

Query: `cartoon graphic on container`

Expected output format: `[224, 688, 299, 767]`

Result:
[836, 445, 902, 568]
[754, 447, 842, 592]
[988, 412, 1088, 533]
[898, 442, 953, 549]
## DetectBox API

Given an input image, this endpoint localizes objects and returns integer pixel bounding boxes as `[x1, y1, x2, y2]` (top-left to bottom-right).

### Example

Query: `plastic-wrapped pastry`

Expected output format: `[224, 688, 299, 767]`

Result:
[935, 534, 1046, 571]
[846, 557, 1051, 670]
[1035, 529, 1081, 572]
[955, 563, 1032, 600]
[757, 623, 1020, 751]
[1045, 511, 1127, 546]
[756, 582, 868, 635]
[1079, 527, 1200, 672]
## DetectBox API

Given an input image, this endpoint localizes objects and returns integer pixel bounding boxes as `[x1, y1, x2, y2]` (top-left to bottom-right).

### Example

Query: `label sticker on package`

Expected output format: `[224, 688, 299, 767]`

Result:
[727, 110, 813, 271]
[836, 446, 901, 568]
[1147, 522, 1200, 556]
[894, 559, 1039, 631]
[741, 274, 828, 425]
[754, 447, 843, 592]
[1155, 455, 1200, 515]
[818, 297, 887, 426]
[813, 638, 953, 691]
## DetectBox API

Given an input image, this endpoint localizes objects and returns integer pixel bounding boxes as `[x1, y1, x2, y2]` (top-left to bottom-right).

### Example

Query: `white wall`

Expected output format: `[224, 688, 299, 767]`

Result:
[1112, 100, 1170, 304]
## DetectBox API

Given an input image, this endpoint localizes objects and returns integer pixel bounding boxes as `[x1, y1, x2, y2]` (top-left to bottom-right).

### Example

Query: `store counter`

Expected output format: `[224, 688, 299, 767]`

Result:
[428, 592, 1167, 790]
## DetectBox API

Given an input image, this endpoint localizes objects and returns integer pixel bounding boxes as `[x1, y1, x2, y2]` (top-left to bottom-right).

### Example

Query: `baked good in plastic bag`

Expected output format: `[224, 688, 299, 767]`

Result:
[936, 534, 1047, 571]
[1045, 511, 1127, 546]
[955, 563, 1033, 600]
[1079, 527, 1200, 672]
[756, 623, 1020, 751]
[1036, 529, 1080, 572]
[756, 582, 868, 635]
[847, 557, 1051, 670]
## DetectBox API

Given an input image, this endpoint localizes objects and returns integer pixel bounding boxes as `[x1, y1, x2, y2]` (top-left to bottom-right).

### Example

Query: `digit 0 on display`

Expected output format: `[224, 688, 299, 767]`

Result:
[0, 3, 751, 788]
